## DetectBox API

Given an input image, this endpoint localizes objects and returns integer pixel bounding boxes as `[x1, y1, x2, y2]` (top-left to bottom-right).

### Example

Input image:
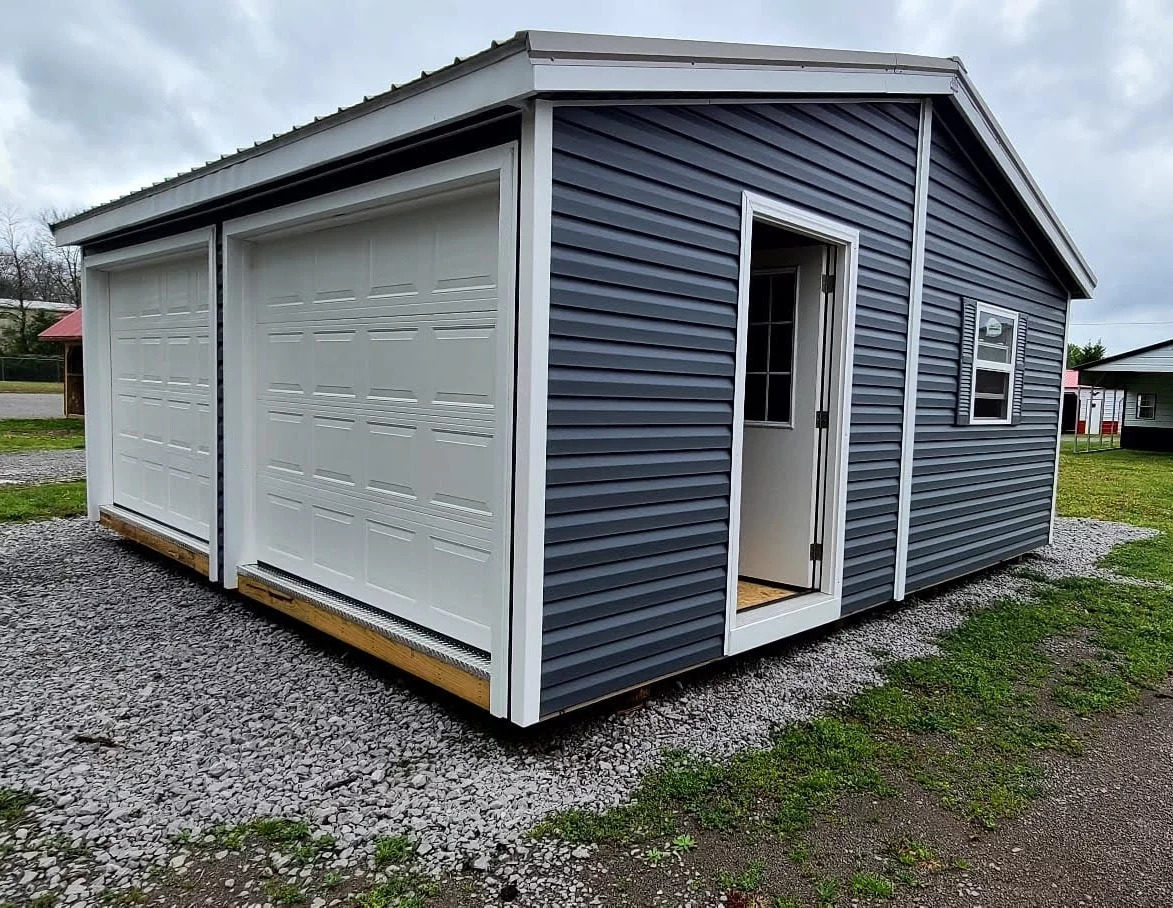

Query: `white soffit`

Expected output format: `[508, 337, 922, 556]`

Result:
[52, 31, 1094, 297]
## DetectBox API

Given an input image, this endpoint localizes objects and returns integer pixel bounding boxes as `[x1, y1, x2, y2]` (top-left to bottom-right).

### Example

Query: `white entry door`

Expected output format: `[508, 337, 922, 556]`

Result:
[247, 181, 510, 652]
[109, 253, 213, 541]
[738, 246, 826, 589]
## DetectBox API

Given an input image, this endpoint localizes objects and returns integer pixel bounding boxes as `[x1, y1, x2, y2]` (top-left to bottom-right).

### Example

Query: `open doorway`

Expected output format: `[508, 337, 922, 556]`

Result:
[735, 220, 834, 612]
[723, 192, 858, 657]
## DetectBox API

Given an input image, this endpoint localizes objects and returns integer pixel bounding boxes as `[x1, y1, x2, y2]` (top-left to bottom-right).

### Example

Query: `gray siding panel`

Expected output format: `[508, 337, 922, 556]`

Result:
[541, 101, 920, 715]
[906, 119, 1068, 592]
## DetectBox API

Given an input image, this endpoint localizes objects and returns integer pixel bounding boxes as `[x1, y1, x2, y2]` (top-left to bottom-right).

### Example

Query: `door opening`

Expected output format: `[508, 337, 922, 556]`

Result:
[735, 220, 834, 613]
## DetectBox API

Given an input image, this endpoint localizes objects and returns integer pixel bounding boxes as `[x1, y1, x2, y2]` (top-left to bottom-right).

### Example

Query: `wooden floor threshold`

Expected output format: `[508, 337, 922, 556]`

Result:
[737, 578, 800, 612]
[99, 507, 209, 576]
[236, 571, 490, 711]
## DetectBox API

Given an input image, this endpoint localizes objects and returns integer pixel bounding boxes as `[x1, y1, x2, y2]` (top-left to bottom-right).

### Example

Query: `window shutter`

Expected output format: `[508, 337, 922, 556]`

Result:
[955, 297, 978, 426]
[1011, 316, 1028, 425]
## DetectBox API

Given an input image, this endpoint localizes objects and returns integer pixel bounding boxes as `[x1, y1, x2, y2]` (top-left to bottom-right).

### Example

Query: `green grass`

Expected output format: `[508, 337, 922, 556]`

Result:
[534, 450, 1173, 847]
[1056, 447, 1173, 585]
[373, 835, 414, 868]
[353, 871, 438, 908]
[264, 880, 307, 905]
[0, 418, 84, 453]
[198, 817, 334, 865]
[0, 381, 63, 394]
[716, 859, 766, 893]
[0, 788, 39, 826]
[0, 481, 87, 523]
[849, 872, 895, 898]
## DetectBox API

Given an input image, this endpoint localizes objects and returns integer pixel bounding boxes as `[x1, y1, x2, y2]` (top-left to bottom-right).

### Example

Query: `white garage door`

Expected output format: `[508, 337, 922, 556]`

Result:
[249, 182, 510, 651]
[109, 254, 213, 542]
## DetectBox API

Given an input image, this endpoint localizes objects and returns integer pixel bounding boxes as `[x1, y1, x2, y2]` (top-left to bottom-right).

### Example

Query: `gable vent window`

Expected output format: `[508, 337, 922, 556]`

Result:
[1138, 393, 1157, 420]
[956, 299, 1027, 426]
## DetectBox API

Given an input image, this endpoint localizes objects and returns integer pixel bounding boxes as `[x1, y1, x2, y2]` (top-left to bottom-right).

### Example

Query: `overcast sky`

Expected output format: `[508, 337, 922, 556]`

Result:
[2, 0, 1169, 352]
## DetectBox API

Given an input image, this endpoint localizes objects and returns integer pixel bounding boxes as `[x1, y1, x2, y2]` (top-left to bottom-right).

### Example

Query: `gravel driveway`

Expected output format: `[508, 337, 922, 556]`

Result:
[0, 449, 86, 484]
[0, 516, 1153, 905]
[0, 393, 63, 419]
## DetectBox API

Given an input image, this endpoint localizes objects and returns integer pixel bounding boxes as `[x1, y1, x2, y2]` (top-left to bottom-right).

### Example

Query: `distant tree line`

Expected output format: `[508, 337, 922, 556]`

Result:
[0, 207, 81, 357]
[1067, 340, 1107, 370]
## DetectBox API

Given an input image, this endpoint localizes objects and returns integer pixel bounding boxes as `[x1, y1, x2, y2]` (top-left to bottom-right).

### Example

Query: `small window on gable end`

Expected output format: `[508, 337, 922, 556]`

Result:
[957, 299, 1026, 426]
[1138, 392, 1157, 420]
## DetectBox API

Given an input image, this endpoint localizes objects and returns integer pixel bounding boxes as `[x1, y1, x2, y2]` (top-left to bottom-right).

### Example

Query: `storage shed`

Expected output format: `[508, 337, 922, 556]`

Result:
[52, 32, 1095, 726]
[1081, 339, 1173, 452]
[38, 307, 85, 417]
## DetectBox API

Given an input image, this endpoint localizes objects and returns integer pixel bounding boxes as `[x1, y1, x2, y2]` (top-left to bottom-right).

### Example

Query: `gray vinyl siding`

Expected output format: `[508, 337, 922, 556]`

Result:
[541, 101, 920, 715]
[1126, 378, 1173, 429]
[905, 119, 1068, 592]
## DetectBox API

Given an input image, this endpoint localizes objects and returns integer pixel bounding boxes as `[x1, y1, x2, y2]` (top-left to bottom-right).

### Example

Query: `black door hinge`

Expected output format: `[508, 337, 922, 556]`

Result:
[810, 542, 823, 561]
[821, 273, 836, 293]
[815, 409, 830, 430]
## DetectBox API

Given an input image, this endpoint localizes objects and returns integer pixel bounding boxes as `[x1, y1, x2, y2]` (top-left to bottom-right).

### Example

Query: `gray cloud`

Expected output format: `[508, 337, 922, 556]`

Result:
[1, 0, 1169, 352]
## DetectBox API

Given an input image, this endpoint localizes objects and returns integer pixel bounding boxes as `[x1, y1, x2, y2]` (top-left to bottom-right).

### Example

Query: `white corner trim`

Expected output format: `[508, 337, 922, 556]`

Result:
[725, 192, 859, 656]
[1049, 295, 1073, 544]
[82, 226, 219, 581]
[509, 101, 553, 727]
[893, 99, 933, 602]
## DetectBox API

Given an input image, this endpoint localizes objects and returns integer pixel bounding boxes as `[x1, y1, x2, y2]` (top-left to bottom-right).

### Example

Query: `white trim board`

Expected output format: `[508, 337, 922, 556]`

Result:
[82, 227, 219, 581]
[893, 99, 933, 602]
[509, 101, 553, 727]
[221, 144, 519, 719]
[725, 192, 859, 656]
[1049, 295, 1073, 545]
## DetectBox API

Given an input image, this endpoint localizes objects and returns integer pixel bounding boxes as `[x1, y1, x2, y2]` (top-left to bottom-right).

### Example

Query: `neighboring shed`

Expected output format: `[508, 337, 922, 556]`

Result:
[51, 31, 1094, 726]
[38, 307, 84, 416]
[1081, 338, 1173, 452]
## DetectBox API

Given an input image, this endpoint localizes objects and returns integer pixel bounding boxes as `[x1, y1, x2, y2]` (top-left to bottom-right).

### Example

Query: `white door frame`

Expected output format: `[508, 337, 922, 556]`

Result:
[221, 143, 518, 717]
[82, 227, 219, 580]
[725, 192, 859, 656]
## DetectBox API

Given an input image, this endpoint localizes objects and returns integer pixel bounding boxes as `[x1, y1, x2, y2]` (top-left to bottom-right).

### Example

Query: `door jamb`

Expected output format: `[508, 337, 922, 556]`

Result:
[724, 192, 859, 656]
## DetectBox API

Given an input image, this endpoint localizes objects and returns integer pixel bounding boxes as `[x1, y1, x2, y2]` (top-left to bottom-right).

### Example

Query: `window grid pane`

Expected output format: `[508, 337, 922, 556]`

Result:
[743, 271, 796, 425]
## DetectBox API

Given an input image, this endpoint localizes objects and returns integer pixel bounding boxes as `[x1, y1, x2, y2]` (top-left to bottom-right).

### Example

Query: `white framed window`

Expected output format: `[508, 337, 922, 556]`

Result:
[1137, 392, 1157, 420]
[970, 303, 1019, 424]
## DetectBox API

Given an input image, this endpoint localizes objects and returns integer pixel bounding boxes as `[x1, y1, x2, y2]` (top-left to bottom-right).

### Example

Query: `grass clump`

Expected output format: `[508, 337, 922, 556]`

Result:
[0, 480, 87, 523]
[716, 858, 766, 893]
[373, 834, 414, 868]
[0, 788, 39, 826]
[354, 870, 438, 908]
[849, 871, 894, 898]
[0, 417, 83, 453]
[200, 817, 334, 864]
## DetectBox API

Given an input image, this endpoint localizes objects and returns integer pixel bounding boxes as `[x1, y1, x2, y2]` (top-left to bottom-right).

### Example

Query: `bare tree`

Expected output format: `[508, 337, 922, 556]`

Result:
[0, 207, 82, 354]
[0, 207, 35, 353]
[39, 208, 81, 308]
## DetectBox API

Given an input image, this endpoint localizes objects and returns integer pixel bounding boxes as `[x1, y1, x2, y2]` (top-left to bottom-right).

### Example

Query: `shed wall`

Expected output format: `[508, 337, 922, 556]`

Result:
[1125, 377, 1173, 429]
[541, 101, 920, 715]
[905, 119, 1068, 591]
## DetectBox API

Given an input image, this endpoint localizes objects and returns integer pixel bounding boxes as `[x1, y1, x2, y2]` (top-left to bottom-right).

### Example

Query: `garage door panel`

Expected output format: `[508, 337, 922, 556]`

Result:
[250, 182, 507, 651]
[109, 252, 213, 542]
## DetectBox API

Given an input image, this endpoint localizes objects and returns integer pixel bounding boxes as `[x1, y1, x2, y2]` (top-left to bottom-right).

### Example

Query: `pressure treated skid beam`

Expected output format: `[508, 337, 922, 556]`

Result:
[99, 507, 210, 576]
[235, 572, 491, 710]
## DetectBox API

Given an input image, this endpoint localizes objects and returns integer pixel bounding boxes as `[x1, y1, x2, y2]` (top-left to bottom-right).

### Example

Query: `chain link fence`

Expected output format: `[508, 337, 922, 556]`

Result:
[0, 355, 64, 383]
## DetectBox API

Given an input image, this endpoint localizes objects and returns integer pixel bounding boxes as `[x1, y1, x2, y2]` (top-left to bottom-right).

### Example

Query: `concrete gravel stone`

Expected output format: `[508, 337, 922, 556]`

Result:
[0, 449, 86, 485]
[0, 516, 1154, 905]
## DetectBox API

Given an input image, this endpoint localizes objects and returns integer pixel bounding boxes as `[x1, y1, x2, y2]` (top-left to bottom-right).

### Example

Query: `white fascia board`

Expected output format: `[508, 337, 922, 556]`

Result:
[951, 75, 1096, 299]
[55, 51, 535, 247]
[531, 60, 958, 98]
